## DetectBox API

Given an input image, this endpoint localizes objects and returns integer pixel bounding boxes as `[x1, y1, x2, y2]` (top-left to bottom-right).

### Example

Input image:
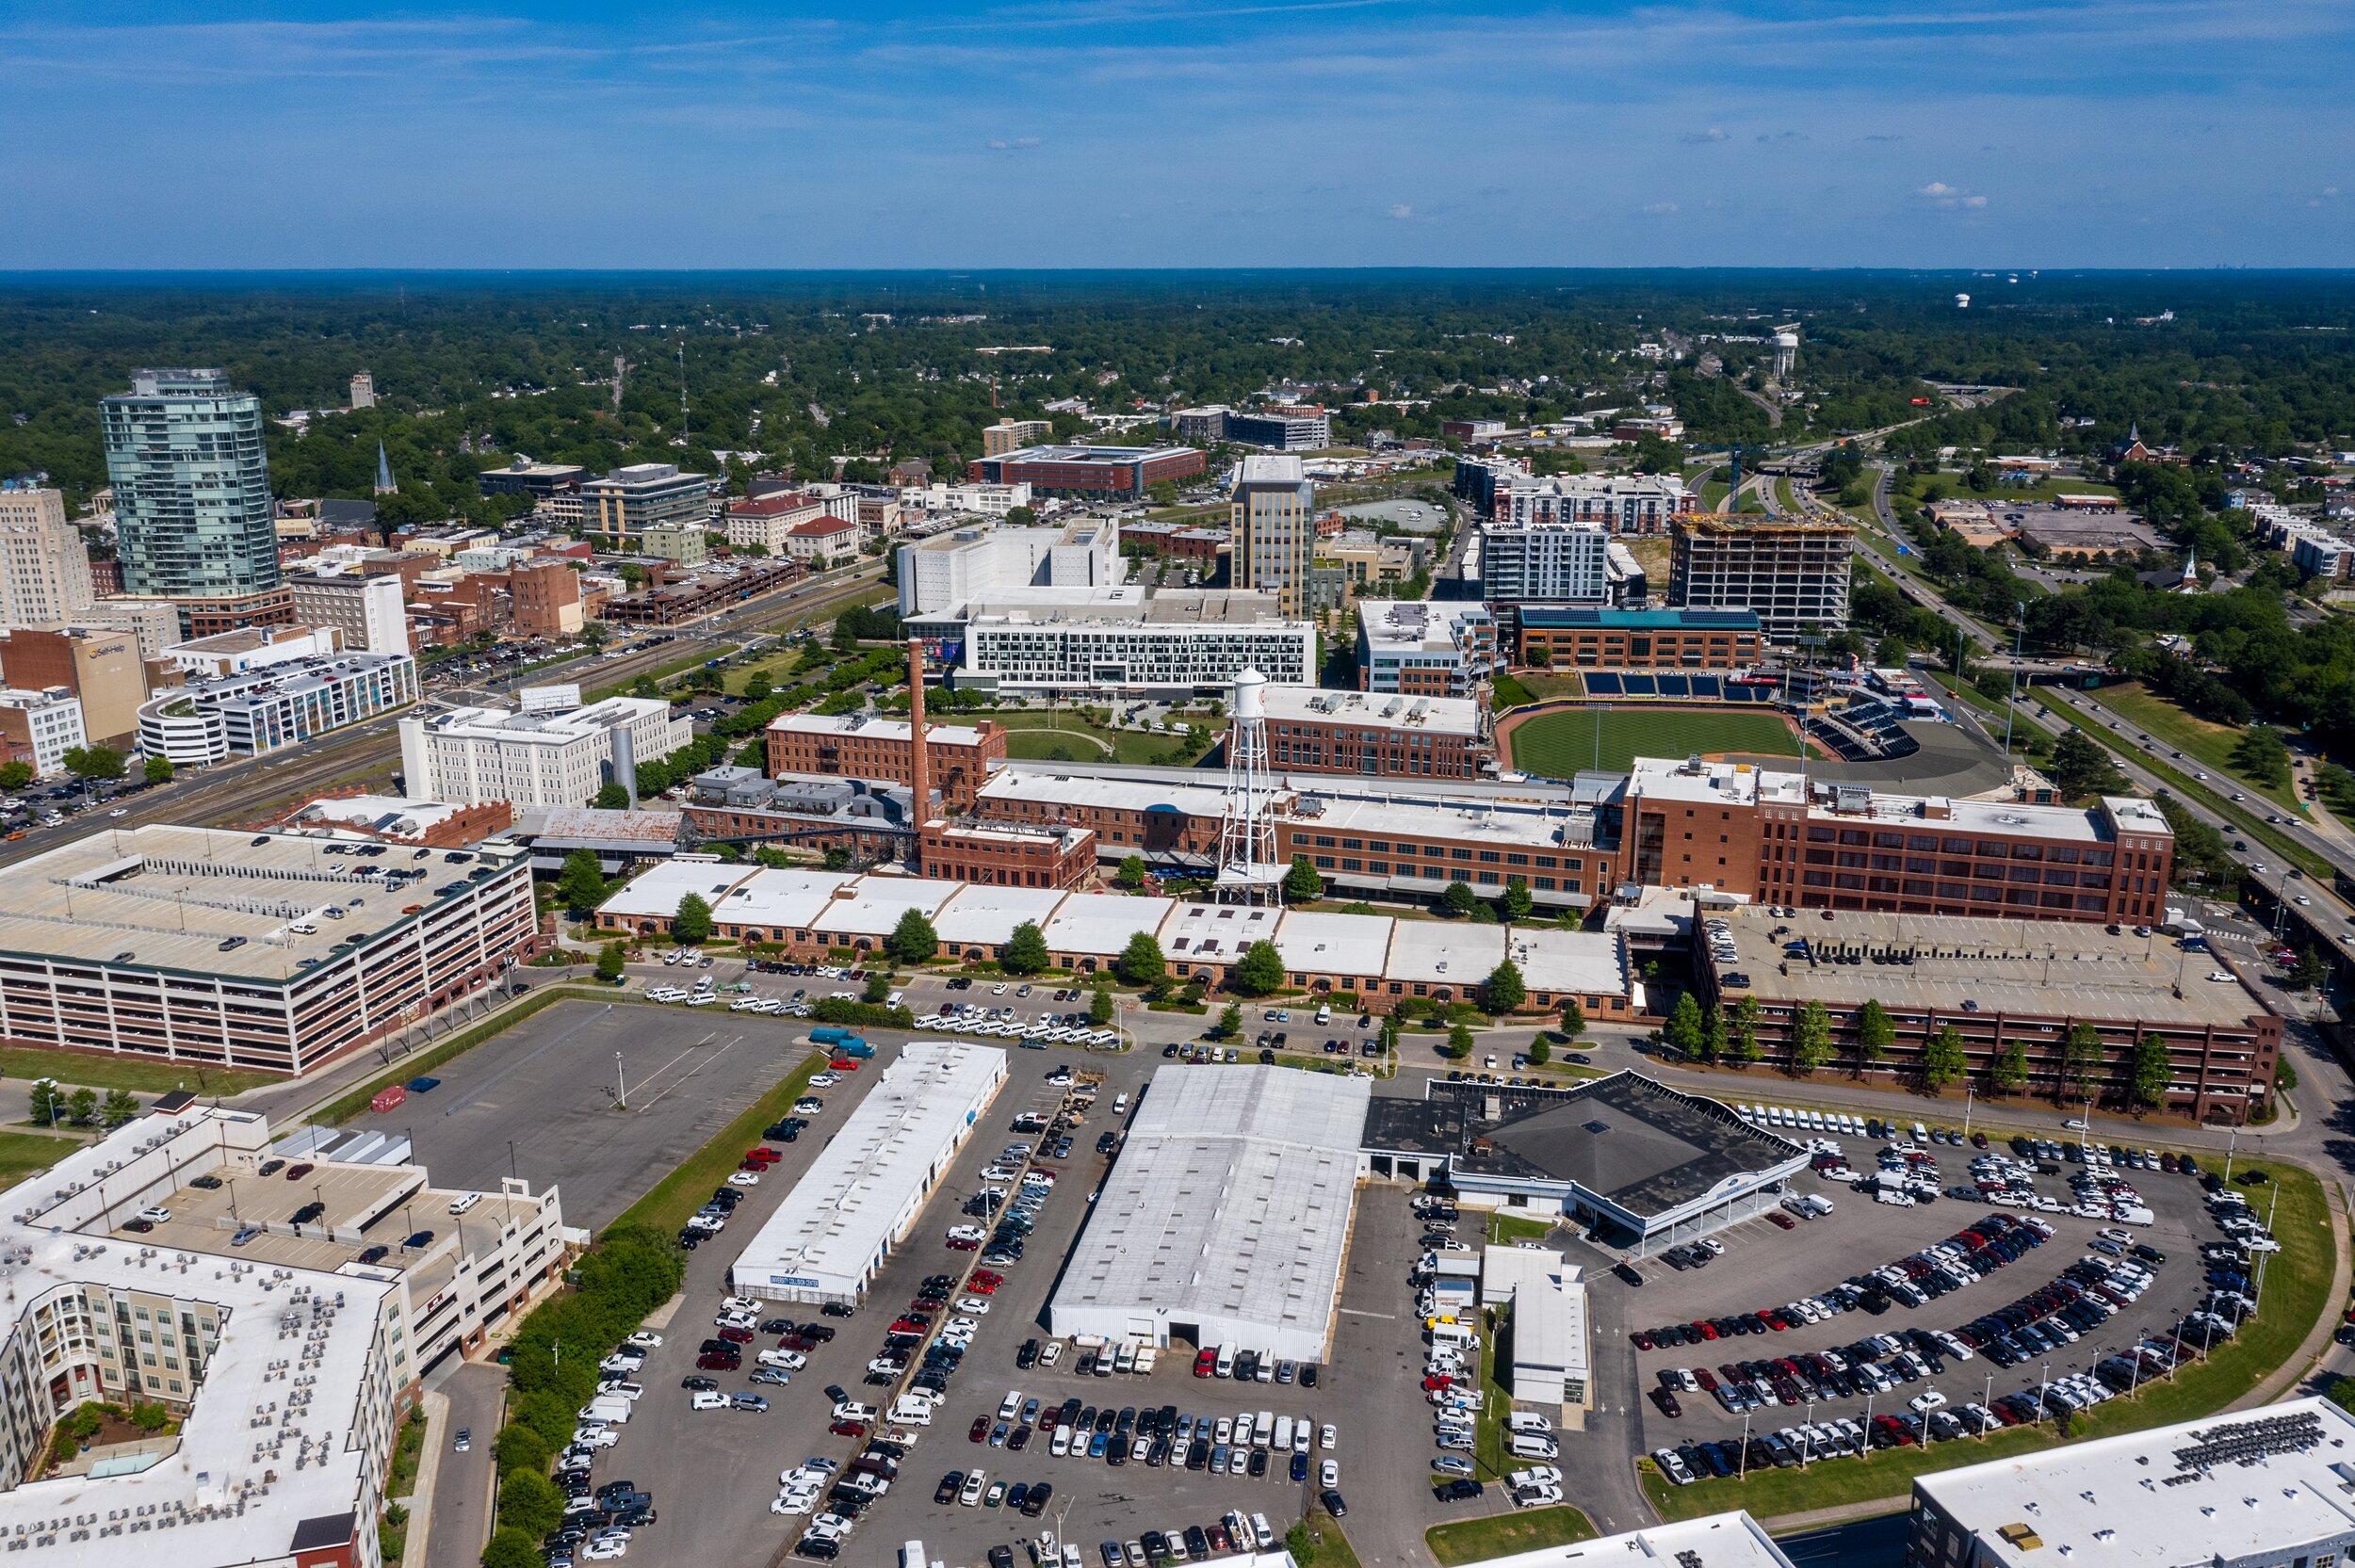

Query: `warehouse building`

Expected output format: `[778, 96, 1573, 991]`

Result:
[1470, 1513, 1796, 1568]
[1908, 1398, 2355, 1568]
[1482, 1244, 1592, 1414]
[1048, 1066, 1371, 1362]
[1362, 1072, 1807, 1246]
[730, 1042, 1007, 1304]
[966, 444, 1206, 499]
[0, 825, 539, 1075]
[1696, 906, 2281, 1123]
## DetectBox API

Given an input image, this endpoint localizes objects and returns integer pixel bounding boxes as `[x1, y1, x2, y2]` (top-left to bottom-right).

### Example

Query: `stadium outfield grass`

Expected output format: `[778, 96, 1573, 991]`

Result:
[1504, 706, 1803, 777]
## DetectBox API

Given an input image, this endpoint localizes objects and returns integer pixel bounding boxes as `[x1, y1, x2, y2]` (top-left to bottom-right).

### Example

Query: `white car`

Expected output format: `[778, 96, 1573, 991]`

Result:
[1319, 1460, 1339, 1487]
[582, 1540, 627, 1561]
[947, 1224, 987, 1244]
[1909, 1389, 1948, 1414]
[1320, 1423, 1337, 1451]
[759, 1349, 805, 1369]
[771, 1493, 815, 1516]
[727, 1172, 760, 1187]
[623, 1332, 662, 1350]
[954, 1296, 992, 1315]
[808, 1072, 839, 1089]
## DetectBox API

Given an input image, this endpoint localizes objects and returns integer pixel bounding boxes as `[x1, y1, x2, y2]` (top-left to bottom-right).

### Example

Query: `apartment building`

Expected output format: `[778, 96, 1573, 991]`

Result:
[1671, 513, 1855, 637]
[953, 594, 1314, 696]
[1226, 406, 1332, 451]
[1229, 454, 1317, 618]
[982, 420, 1053, 456]
[917, 819, 1096, 889]
[764, 712, 1005, 810]
[897, 522, 1120, 617]
[284, 570, 411, 655]
[1356, 600, 1496, 696]
[0, 486, 94, 631]
[0, 688, 86, 776]
[1478, 515, 1611, 605]
[100, 370, 281, 600]
[724, 491, 833, 551]
[508, 560, 585, 638]
[137, 651, 418, 767]
[0, 825, 540, 1074]
[1490, 472, 1689, 535]
[398, 696, 690, 808]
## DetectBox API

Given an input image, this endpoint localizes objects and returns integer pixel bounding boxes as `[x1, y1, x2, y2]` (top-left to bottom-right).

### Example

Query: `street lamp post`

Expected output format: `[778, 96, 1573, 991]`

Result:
[2003, 603, 2025, 758]
[2035, 1361, 2051, 1427]
[1962, 1084, 1974, 1142]
[613, 1051, 627, 1110]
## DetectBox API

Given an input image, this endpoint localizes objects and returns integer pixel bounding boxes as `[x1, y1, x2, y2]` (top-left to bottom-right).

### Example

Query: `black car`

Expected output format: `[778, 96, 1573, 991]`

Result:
[1022, 1481, 1053, 1518]
[680, 1375, 718, 1391]
[1321, 1489, 1348, 1518]
[989, 1548, 1015, 1568]
[1614, 1262, 1645, 1286]
[1436, 1479, 1485, 1503]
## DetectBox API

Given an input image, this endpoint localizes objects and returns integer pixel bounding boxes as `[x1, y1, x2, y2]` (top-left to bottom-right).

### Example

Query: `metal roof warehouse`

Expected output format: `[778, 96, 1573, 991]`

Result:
[729, 1042, 1007, 1305]
[1048, 1065, 1371, 1363]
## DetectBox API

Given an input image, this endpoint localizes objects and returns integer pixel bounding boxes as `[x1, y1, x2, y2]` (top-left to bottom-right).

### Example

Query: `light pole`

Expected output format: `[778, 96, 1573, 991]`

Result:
[1737, 1411, 1750, 1479]
[2035, 1361, 2050, 1427]
[1961, 1083, 1974, 1142]
[2222, 1125, 2237, 1186]
[2002, 604, 2024, 759]
[613, 1050, 627, 1110]
[1981, 1371, 1993, 1436]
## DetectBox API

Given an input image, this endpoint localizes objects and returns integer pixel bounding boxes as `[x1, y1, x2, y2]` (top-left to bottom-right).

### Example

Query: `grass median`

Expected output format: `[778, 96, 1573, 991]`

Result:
[0, 1046, 275, 1097]
[1640, 1158, 2334, 1522]
[613, 1048, 826, 1236]
[1427, 1506, 1596, 1565]
[0, 1130, 73, 1184]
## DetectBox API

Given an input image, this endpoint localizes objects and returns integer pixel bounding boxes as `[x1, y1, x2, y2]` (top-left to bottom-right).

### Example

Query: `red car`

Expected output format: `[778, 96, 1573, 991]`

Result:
[830, 1057, 859, 1072]
[1194, 1350, 1217, 1378]
[970, 1269, 1004, 1288]
[966, 1277, 999, 1296]
[946, 1237, 980, 1251]
[1421, 1374, 1454, 1392]
[745, 1147, 781, 1164]
[829, 1419, 868, 1438]
[696, 1351, 739, 1370]
[889, 1317, 931, 1335]
[1690, 1320, 1717, 1341]
[1765, 1212, 1796, 1230]
[970, 1416, 990, 1443]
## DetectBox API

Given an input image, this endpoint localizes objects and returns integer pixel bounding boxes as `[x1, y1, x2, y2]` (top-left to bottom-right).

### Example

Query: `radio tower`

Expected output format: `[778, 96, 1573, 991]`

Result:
[1214, 668, 1285, 904]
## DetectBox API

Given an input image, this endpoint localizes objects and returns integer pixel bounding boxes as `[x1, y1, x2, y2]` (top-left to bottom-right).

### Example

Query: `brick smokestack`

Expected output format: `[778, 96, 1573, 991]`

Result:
[906, 638, 931, 855]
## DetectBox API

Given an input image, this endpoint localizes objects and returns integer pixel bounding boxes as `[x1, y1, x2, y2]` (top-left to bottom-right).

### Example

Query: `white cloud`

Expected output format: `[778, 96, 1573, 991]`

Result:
[988, 137, 1044, 151]
[1679, 126, 1730, 144]
[1642, 201, 1681, 214]
[1917, 181, 1988, 209]
[1388, 202, 1413, 218]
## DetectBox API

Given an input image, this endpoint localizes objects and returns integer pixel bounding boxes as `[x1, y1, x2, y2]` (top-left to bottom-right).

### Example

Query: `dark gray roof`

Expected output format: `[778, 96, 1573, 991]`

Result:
[1434, 1073, 1801, 1218]
[1362, 1094, 1464, 1159]
[289, 1513, 356, 1552]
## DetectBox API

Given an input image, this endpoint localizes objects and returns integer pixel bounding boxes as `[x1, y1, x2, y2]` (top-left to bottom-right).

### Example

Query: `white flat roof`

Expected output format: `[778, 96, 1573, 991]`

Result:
[804, 878, 962, 939]
[1271, 909, 1393, 979]
[978, 769, 1251, 821]
[1050, 1067, 1370, 1351]
[1042, 893, 1174, 957]
[1259, 685, 1483, 736]
[593, 855, 754, 920]
[932, 884, 1072, 947]
[1481, 1243, 1575, 1306]
[714, 868, 856, 930]
[1382, 922, 1507, 985]
[1915, 1397, 2355, 1568]
[730, 1043, 1006, 1298]
[1513, 928, 1629, 996]
[0, 1107, 396, 1568]
[1470, 1511, 1795, 1568]
[1512, 1277, 1591, 1384]
[1159, 902, 1283, 966]
[767, 712, 987, 747]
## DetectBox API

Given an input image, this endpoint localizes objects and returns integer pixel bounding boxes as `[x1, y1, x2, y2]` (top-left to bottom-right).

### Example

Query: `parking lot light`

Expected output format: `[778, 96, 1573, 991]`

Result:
[1982, 1372, 1994, 1434]
[1800, 1398, 1814, 1466]
[2036, 1361, 2051, 1426]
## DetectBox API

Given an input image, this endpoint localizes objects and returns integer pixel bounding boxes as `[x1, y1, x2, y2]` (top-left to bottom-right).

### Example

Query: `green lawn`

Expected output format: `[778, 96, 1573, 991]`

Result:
[1427, 1507, 1597, 1565]
[1496, 673, 1585, 707]
[1926, 471, 2119, 507]
[0, 1047, 275, 1096]
[1487, 1212, 1558, 1246]
[1644, 1158, 2334, 1521]
[2088, 683, 2300, 809]
[1506, 707, 1805, 776]
[0, 1131, 70, 1186]
[1924, 671, 2055, 765]
[992, 711, 1206, 767]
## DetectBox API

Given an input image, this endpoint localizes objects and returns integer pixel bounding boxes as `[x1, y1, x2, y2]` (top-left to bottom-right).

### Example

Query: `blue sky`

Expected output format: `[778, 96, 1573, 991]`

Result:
[1, 0, 2348, 267]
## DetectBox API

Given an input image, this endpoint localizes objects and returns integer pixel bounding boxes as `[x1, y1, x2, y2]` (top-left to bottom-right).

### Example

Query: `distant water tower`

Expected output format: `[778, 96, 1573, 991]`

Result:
[1215, 669, 1285, 904]
[1955, 293, 1972, 310]
[1772, 330, 1799, 380]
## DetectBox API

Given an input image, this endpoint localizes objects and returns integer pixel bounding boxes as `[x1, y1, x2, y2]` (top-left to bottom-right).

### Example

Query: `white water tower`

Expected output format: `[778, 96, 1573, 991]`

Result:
[1215, 669, 1285, 903]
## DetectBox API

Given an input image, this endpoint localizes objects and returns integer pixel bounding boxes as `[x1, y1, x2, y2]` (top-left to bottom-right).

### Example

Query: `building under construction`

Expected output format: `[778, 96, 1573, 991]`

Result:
[1669, 512, 1854, 639]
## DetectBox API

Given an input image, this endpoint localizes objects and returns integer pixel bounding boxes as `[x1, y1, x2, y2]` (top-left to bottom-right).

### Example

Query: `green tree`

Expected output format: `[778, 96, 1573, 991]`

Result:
[1089, 982, 1114, 1026]
[1854, 997, 1893, 1076]
[753, 846, 793, 868]
[493, 1422, 551, 1480]
[821, 846, 853, 871]
[1445, 1023, 1476, 1059]
[1501, 881, 1535, 924]
[1665, 992, 1706, 1059]
[831, 617, 861, 653]
[1527, 1037, 1551, 1066]
[1559, 999, 1585, 1039]
[741, 671, 773, 703]
[1215, 1002, 1242, 1040]
[629, 674, 661, 700]
[594, 942, 625, 983]
[142, 754, 173, 785]
[25, 1079, 63, 1127]
[887, 908, 937, 965]
[495, 1470, 565, 1541]
[2060, 1021, 2105, 1102]
[1992, 1038, 2030, 1095]
[99, 1089, 139, 1126]
[2231, 725, 2291, 788]
[61, 745, 124, 783]
[1002, 506, 1037, 526]
[1923, 1024, 1968, 1093]
[1484, 959, 1527, 1014]
[1440, 881, 1481, 918]
[1705, 1003, 1733, 1064]
[2290, 947, 2331, 993]
[672, 892, 713, 946]
[591, 781, 630, 810]
[2130, 1032, 2172, 1111]
[1115, 854, 1149, 891]
[1792, 999, 1832, 1075]
[1282, 855, 1324, 903]
[64, 1087, 97, 1126]
[1002, 921, 1049, 976]
[0, 761, 30, 791]
[1115, 931, 1166, 989]
[554, 849, 608, 917]
[1231, 940, 1286, 996]
[2047, 730, 2125, 800]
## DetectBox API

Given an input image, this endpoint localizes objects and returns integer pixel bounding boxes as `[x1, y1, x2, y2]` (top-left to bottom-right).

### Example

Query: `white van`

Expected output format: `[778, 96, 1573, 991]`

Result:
[1254, 1410, 1275, 1447]
[1113, 1093, 1130, 1116]
[1273, 1415, 1294, 1453]
[448, 1192, 481, 1216]
[1429, 1323, 1477, 1351]
[1314, 1004, 1332, 1026]
[1506, 1411, 1554, 1435]
[1508, 1431, 1560, 1460]
[889, 1395, 934, 1426]
[1114, 1341, 1137, 1375]
[1214, 1345, 1236, 1378]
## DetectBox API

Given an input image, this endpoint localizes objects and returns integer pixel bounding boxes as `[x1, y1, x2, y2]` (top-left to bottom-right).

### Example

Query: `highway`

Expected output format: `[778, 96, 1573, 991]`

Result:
[0, 559, 887, 873]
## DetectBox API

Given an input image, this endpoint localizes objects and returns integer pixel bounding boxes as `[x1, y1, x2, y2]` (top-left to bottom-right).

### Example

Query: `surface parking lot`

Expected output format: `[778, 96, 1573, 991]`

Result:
[1616, 1134, 2256, 1487]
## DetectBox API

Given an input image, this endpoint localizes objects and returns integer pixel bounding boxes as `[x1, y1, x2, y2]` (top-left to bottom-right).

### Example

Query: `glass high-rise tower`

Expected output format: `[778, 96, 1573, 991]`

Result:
[101, 369, 280, 598]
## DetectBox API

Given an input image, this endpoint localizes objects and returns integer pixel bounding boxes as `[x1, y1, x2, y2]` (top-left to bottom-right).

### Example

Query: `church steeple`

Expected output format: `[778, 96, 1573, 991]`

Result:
[374, 440, 396, 496]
